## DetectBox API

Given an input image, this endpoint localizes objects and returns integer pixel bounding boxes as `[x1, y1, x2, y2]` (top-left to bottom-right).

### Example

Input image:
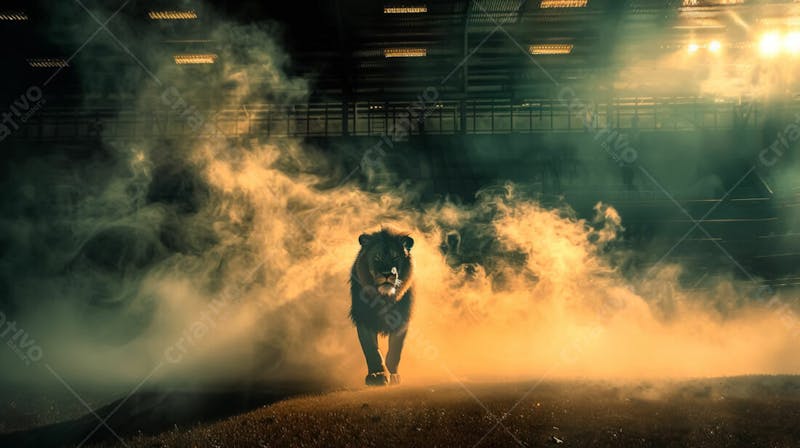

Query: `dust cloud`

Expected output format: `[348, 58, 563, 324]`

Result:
[0, 3, 798, 393]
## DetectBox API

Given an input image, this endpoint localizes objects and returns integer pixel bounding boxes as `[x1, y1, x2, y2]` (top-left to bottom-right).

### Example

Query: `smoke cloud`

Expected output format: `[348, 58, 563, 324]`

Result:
[0, 2, 799, 397]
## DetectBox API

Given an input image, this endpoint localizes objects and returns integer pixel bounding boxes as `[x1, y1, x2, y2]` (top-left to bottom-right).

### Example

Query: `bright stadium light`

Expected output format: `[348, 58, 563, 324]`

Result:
[174, 54, 217, 64]
[384, 48, 427, 57]
[687, 42, 700, 54]
[759, 32, 782, 57]
[529, 43, 574, 55]
[0, 12, 28, 20]
[383, 6, 427, 14]
[27, 58, 68, 68]
[682, 0, 743, 5]
[540, 0, 588, 7]
[785, 32, 800, 54]
[709, 40, 722, 53]
[148, 10, 197, 20]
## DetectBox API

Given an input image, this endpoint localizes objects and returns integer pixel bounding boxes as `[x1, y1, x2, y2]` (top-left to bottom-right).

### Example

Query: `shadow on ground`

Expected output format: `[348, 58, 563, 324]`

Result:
[0, 382, 330, 448]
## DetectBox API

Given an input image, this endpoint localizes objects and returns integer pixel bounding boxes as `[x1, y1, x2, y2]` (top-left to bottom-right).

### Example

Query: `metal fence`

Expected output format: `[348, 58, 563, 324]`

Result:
[9, 96, 793, 141]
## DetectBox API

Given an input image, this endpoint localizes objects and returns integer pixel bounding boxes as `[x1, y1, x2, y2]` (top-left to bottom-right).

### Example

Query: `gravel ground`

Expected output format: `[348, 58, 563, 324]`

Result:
[91, 376, 800, 448]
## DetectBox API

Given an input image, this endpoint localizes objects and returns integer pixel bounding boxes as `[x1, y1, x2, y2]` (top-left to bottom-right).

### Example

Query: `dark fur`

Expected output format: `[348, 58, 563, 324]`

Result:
[349, 228, 414, 384]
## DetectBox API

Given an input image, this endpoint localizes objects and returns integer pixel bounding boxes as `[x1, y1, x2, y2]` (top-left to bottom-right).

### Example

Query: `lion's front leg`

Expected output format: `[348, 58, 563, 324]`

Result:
[385, 328, 407, 385]
[356, 325, 388, 386]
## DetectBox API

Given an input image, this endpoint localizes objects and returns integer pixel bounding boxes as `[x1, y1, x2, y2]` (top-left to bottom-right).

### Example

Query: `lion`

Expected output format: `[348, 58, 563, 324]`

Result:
[350, 227, 414, 386]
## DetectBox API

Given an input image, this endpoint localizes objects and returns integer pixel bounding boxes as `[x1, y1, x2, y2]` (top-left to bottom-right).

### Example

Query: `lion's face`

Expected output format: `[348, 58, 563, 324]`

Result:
[357, 230, 414, 297]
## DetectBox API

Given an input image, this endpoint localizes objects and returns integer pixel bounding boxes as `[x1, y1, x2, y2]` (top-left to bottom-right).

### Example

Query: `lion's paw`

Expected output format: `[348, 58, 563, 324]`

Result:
[389, 373, 401, 385]
[365, 372, 389, 386]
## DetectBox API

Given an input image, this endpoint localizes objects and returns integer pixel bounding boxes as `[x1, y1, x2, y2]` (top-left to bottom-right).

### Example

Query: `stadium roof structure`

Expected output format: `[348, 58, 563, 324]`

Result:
[3, 0, 800, 139]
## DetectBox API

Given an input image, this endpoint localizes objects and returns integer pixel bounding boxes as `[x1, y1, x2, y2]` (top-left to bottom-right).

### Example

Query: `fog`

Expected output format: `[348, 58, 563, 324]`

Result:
[0, 2, 799, 395]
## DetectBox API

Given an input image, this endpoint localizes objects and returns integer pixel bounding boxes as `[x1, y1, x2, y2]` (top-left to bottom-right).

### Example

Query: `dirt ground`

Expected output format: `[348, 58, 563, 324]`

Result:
[3, 376, 800, 447]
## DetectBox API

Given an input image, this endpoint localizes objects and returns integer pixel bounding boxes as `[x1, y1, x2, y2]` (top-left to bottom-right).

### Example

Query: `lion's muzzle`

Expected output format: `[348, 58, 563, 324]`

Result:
[375, 267, 400, 296]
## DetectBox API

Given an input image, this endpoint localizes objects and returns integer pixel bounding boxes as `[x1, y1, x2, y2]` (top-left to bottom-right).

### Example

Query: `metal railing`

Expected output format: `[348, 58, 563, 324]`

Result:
[7, 96, 794, 142]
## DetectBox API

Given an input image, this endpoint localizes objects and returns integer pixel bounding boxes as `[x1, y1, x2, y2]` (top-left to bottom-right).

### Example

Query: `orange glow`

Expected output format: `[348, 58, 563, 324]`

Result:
[759, 32, 782, 57]
[383, 6, 427, 14]
[384, 48, 427, 57]
[529, 43, 574, 55]
[540, 0, 588, 7]
[148, 10, 197, 20]
[174, 53, 218, 64]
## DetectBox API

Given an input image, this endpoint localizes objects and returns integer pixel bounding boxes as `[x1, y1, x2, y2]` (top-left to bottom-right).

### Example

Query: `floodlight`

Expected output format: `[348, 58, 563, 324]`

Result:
[759, 32, 782, 57]
[529, 44, 573, 55]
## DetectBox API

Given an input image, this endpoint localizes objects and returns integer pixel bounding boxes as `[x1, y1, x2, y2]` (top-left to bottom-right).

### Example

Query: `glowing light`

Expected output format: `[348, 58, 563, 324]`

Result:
[529, 43, 573, 55]
[383, 6, 427, 14]
[148, 10, 197, 20]
[759, 32, 782, 57]
[682, 0, 743, 6]
[27, 58, 68, 68]
[174, 54, 217, 64]
[540, 0, 588, 7]
[673, 19, 725, 30]
[0, 12, 28, 20]
[687, 43, 700, 54]
[709, 40, 722, 53]
[785, 32, 800, 54]
[384, 48, 427, 57]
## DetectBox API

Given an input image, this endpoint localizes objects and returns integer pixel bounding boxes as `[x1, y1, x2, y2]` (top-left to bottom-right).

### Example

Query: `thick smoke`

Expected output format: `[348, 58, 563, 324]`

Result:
[610, 4, 800, 101]
[0, 3, 799, 395]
